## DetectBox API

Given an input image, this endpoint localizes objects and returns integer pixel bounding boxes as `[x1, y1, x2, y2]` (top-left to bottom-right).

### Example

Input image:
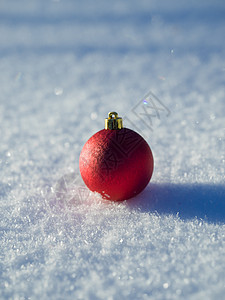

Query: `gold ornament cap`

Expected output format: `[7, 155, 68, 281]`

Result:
[105, 112, 123, 130]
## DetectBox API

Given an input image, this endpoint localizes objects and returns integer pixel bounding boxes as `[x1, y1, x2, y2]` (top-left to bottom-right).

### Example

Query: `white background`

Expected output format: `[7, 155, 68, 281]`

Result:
[0, 0, 225, 299]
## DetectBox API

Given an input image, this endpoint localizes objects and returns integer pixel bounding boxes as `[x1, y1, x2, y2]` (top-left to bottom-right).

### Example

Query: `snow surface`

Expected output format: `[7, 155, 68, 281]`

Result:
[0, 0, 225, 299]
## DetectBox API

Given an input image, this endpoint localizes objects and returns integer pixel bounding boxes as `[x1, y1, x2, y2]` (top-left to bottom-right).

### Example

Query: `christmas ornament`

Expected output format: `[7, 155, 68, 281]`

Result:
[79, 112, 154, 201]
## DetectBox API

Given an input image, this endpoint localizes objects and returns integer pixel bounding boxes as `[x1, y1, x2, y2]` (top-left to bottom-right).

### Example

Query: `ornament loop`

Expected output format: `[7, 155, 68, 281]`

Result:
[108, 112, 118, 119]
[105, 111, 123, 130]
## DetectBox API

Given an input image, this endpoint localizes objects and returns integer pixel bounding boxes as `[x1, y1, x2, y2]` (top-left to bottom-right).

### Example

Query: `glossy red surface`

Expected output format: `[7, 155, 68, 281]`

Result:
[79, 128, 154, 201]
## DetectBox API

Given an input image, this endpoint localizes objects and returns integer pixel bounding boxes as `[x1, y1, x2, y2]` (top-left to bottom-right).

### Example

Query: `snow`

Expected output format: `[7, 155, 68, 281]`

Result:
[0, 0, 225, 299]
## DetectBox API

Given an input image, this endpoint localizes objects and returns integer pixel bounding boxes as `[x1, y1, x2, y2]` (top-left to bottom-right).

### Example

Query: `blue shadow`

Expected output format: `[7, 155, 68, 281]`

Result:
[128, 183, 225, 224]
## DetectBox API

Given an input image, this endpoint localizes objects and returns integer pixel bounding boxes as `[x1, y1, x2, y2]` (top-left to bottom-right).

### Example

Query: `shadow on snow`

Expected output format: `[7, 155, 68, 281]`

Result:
[127, 183, 225, 224]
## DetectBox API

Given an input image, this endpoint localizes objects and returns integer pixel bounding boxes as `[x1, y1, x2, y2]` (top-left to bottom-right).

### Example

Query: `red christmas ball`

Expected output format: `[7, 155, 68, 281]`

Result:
[79, 112, 154, 201]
